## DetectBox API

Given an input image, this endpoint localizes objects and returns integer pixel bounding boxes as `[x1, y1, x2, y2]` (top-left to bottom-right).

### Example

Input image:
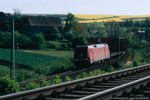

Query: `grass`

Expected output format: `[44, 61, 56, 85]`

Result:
[0, 48, 74, 74]
[0, 65, 9, 71]
[22, 49, 73, 57]
[0, 48, 56, 68]
[0, 65, 9, 77]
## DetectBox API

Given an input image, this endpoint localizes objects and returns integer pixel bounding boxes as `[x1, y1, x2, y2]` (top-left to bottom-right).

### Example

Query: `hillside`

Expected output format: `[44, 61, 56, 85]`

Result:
[74, 14, 150, 23]
[21, 14, 150, 25]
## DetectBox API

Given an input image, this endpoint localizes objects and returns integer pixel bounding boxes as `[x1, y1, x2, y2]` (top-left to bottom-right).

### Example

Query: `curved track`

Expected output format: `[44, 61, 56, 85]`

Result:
[1, 63, 150, 100]
[19, 51, 128, 88]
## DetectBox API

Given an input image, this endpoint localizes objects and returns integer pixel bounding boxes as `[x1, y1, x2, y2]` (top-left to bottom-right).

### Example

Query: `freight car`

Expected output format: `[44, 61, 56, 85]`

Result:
[87, 37, 127, 53]
[74, 43, 110, 68]
[101, 38, 127, 53]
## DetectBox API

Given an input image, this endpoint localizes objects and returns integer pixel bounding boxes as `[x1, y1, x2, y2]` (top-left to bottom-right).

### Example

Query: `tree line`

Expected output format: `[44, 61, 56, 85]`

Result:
[1, 13, 150, 50]
[0, 13, 89, 50]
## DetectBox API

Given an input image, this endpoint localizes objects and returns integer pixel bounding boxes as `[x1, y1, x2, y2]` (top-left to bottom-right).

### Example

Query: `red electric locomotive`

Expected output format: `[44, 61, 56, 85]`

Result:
[74, 43, 110, 68]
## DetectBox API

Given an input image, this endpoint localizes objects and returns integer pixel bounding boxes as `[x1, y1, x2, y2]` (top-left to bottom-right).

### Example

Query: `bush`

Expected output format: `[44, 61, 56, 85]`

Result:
[16, 69, 43, 82]
[0, 68, 9, 77]
[71, 33, 87, 48]
[81, 72, 87, 78]
[46, 41, 61, 49]
[59, 43, 68, 50]
[0, 77, 19, 96]
[25, 82, 40, 90]
[46, 41, 68, 50]
[0, 31, 11, 48]
[31, 33, 46, 49]
[51, 75, 62, 84]
[49, 57, 73, 74]
[107, 66, 116, 72]
[40, 79, 49, 87]
[133, 60, 142, 67]
[64, 76, 71, 82]
[45, 27, 61, 41]
[15, 32, 31, 49]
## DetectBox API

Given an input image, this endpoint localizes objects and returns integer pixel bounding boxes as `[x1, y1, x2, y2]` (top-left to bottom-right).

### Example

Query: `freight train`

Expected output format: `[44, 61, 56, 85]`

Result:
[101, 38, 127, 52]
[74, 38, 127, 68]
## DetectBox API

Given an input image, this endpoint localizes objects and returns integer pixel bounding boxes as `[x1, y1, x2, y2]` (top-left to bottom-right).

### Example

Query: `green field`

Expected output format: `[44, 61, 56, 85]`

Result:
[0, 48, 74, 75]
[21, 49, 73, 57]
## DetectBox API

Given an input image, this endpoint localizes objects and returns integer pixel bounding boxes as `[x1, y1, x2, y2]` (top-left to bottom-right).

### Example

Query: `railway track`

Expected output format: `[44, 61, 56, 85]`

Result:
[1, 63, 150, 100]
[19, 51, 128, 88]
[80, 75, 150, 100]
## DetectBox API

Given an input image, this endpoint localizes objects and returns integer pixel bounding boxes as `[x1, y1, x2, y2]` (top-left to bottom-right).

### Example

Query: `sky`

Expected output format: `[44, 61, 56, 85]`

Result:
[1, 0, 150, 15]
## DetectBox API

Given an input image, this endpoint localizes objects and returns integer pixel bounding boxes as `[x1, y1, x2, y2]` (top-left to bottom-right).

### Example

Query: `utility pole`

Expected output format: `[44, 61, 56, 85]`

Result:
[144, 30, 146, 63]
[118, 27, 120, 61]
[10, 19, 15, 80]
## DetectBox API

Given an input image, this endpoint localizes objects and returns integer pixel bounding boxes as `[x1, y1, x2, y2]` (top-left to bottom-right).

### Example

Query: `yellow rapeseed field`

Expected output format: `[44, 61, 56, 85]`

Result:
[74, 14, 150, 23]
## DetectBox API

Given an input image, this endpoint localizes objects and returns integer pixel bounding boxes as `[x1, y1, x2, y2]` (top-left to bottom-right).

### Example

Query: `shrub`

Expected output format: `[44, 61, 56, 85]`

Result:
[0, 68, 9, 77]
[40, 79, 49, 87]
[133, 60, 142, 67]
[31, 33, 46, 49]
[51, 75, 62, 84]
[46, 41, 68, 50]
[16, 69, 43, 82]
[59, 43, 68, 50]
[25, 82, 40, 90]
[81, 72, 88, 78]
[0, 77, 19, 96]
[64, 76, 71, 82]
[71, 33, 87, 48]
[75, 75, 81, 80]
[107, 66, 116, 72]
[35, 65, 48, 75]
[89, 71, 95, 76]
[49, 57, 73, 74]
[45, 27, 61, 41]
[0, 31, 11, 48]
[15, 32, 31, 49]
[46, 41, 61, 49]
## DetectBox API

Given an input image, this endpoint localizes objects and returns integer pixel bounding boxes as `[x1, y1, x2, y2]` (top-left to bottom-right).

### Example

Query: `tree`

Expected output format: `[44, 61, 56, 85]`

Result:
[15, 32, 31, 49]
[64, 13, 78, 33]
[0, 31, 11, 48]
[71, 33, 87, 48]
[144, 18, 150, 27]
[51, 27, 61, 40]
[45, 27, 61, 41]
[0, 77, 19, 96]
[63, 13, 88, 48]
[13, 8, 21, 18]
[31, 33, 46, 49]
[64, 32, 75, 41]
[75, 23, 88, 37]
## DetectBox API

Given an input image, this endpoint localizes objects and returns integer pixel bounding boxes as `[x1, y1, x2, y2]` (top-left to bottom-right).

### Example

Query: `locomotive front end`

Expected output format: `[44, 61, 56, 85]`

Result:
[74, 46, 89, 68]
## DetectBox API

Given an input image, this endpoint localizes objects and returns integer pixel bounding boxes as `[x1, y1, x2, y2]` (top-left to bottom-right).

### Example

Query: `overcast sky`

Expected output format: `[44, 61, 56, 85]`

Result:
[1, 0, 150, 15]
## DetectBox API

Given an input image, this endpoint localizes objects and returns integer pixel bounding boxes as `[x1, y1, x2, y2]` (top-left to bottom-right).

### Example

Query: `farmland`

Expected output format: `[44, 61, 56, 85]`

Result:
[20, 13, 150, 25]
[22, 49, 73, 57]
[74, 14, 150, 23]
[0, 48, 74, 77]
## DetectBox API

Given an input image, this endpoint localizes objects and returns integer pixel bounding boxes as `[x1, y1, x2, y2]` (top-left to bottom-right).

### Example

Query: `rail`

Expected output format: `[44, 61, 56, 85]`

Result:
[0, 63, 150, 100]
